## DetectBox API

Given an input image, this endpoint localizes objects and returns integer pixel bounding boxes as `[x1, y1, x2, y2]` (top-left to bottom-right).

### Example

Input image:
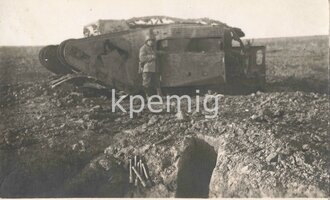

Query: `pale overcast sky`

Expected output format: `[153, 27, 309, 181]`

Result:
[0, 0, 328, 46]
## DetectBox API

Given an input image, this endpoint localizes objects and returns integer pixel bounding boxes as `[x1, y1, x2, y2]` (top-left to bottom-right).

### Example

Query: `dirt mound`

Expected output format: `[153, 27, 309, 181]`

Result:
[0, 81, 328, 197]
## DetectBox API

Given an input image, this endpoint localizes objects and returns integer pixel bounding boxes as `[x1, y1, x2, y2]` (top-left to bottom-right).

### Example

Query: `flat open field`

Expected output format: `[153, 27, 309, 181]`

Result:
[253, 35, 328, 93]
[0, 35, 329, 198]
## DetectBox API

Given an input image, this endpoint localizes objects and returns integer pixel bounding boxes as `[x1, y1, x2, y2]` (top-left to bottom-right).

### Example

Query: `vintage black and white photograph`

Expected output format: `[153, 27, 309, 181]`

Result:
[0, 0, 329, 198]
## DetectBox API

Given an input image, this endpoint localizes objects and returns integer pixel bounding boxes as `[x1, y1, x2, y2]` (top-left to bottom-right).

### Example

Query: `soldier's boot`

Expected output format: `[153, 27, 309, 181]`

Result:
[144, 87, 153, 103]
[156, 87, 162, 96]
[144, 88, 149, 99]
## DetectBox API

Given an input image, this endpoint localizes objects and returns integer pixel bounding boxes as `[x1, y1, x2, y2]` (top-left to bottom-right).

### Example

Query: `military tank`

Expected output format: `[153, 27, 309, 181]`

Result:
[39, 16, 266, 94]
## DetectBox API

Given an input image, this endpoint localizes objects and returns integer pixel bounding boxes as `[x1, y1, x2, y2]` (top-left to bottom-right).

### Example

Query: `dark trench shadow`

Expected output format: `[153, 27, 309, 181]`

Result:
[175, 138, 217, 198]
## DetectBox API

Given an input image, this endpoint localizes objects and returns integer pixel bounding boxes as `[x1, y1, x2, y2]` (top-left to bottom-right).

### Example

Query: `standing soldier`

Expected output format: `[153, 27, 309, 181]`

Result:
[139, 36, 160, 98]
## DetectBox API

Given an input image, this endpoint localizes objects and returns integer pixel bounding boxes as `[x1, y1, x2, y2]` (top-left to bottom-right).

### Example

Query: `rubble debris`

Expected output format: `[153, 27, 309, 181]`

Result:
[141, 163, 150, 181]
[153, 135, 174, 146]
[175, 111, 187, 121]
[132, 166, 147, 187]
[127, 155, 151, 189]
[266, 152, 278, 163]
[129, 159, 133, 184]
[0, 78, 329, 197]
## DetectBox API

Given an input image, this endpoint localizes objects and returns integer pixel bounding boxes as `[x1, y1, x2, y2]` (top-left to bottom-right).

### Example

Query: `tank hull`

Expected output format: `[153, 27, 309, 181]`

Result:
[39, 17, 266, 94]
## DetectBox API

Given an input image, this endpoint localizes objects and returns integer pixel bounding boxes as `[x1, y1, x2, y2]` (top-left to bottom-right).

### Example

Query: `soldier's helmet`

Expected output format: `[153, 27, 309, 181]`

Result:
[145, 35, 155, 42]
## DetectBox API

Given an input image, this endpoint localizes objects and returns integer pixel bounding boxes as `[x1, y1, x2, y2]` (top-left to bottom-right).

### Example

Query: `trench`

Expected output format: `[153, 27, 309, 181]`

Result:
[175, 138, 217, 198]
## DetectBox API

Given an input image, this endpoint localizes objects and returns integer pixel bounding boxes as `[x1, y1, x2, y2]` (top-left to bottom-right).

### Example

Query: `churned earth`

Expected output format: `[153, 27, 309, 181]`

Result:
[0, 35, 329, 197]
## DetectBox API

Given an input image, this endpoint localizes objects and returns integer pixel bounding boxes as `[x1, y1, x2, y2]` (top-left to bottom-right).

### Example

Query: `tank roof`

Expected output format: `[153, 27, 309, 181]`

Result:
[82, 16, 245, 37]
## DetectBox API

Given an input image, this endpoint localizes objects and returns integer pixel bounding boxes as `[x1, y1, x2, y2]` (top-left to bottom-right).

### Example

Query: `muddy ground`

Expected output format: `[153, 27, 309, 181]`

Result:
[0, 35, 329, 197]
